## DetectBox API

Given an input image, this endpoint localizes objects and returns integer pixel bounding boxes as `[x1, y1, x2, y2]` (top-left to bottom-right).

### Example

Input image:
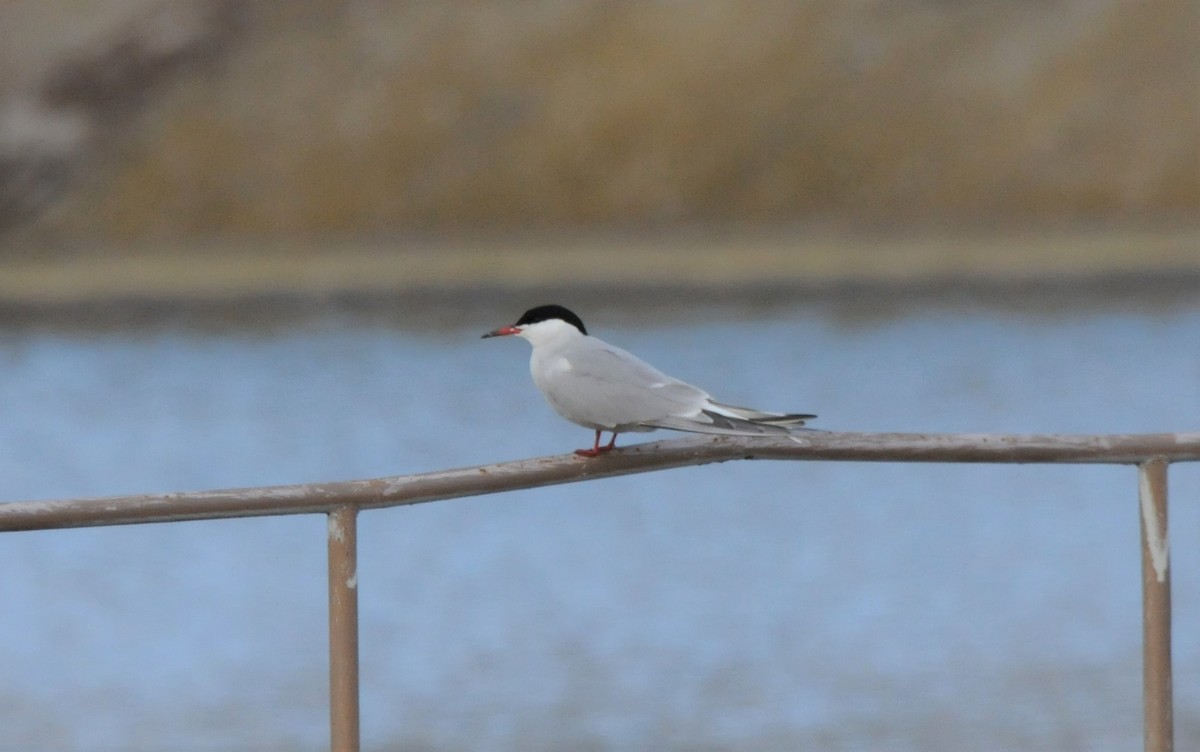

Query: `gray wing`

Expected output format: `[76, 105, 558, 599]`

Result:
[545, 337, 816, 435]
[545, 339, 711, 430]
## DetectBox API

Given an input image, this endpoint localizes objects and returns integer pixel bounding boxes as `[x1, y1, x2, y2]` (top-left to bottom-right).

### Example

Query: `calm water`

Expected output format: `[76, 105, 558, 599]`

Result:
[1, 297, 1198, 751]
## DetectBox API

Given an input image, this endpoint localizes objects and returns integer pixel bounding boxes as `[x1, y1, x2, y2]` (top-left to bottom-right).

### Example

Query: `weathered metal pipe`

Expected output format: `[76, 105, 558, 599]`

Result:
[2, 432, 1199, 532]
[1139, 460, 1173, 752]
[327, 506, 360, 752]
[2, 431, 1194, 752]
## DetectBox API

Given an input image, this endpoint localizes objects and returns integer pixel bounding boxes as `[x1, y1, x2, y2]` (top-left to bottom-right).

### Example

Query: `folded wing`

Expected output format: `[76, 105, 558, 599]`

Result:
[549, 339, 815, 434]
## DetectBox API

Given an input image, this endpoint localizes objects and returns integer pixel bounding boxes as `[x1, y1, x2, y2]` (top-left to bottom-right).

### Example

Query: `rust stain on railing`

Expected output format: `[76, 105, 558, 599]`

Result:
[1, 430, 1195, 752]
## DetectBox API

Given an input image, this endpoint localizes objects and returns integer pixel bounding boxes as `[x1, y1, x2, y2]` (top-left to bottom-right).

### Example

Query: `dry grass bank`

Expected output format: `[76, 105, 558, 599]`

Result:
[1, 1, 1197, 247]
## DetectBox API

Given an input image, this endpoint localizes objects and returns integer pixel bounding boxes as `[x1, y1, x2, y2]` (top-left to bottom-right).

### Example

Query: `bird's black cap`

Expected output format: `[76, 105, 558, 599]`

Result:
[515, 304, 587, 335]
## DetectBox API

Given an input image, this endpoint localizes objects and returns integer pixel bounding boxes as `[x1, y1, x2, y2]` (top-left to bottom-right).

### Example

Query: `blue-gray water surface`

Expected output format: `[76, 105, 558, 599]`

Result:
[1, 297, 1198, 751]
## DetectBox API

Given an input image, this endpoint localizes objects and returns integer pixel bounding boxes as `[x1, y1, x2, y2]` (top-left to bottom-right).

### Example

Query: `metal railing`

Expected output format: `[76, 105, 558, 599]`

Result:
[2, 431, 1196, 752]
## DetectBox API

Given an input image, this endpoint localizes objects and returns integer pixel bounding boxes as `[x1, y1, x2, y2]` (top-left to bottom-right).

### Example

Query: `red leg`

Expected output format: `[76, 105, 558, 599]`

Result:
[575, 430, 618, 457]
[575, 430, 603, 457]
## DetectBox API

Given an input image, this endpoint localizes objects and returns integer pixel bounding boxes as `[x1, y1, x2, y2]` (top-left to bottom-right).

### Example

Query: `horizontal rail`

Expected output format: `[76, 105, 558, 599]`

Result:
[2, 431, 1198, 532]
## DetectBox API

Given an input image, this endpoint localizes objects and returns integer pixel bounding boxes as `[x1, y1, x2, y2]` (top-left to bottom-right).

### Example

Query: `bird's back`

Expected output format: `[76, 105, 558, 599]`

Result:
[531, 335, 710, 431]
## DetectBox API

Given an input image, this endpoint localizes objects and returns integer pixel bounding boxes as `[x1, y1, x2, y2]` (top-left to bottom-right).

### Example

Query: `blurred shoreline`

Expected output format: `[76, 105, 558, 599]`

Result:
[2, 225, 1198, 328]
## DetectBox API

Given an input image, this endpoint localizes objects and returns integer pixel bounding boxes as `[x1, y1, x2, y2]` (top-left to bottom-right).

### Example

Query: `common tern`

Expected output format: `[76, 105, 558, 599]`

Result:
[483, 304, 816, 456]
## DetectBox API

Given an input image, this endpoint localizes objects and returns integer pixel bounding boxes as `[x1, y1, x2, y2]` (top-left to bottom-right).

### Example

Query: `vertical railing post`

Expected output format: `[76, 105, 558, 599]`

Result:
[1138, 459, 1172, 752]
[328, 505, 361, 752]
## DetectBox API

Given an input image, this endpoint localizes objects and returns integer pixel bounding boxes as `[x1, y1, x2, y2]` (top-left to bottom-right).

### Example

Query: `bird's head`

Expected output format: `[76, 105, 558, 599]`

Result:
[482, 304, 588, 345]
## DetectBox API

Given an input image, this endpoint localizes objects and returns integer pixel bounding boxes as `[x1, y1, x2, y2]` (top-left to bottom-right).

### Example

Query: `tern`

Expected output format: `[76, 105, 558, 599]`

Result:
[483, 304, 816, 457]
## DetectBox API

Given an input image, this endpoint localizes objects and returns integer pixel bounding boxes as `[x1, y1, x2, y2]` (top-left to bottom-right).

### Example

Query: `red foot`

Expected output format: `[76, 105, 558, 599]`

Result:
[575, 430, 618, 457]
